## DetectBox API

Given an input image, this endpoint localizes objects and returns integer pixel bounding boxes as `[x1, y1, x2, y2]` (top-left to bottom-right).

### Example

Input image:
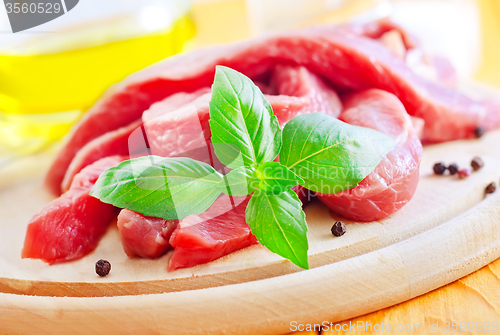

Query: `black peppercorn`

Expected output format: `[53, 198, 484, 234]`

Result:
[474, 126, 486, 138]
[448, 163, 459, 175]
[471, 157, 484, 171]
[331, 221, 346, 237]
[95, 259, 111, 277]
[486, 182, 496, 194]
[433, 162, 447, 175]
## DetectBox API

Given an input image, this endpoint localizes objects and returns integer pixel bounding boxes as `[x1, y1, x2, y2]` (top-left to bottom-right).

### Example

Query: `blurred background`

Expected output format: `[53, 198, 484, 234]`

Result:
[0, 0, 499, 160]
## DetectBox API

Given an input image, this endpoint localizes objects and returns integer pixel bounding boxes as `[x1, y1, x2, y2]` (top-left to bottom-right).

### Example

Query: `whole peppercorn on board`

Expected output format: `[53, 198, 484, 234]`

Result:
[1, 82, 500, 334]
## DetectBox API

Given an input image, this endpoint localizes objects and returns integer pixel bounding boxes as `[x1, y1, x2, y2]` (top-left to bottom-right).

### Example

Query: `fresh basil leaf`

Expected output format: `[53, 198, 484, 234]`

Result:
[280, 113, 396, 194]
[218, 166, 256, 196]
[246, 189, 309, 269]
[90, 156, 222, 220]
[253, 162, 304, 195]
[209, 66, 281, 169]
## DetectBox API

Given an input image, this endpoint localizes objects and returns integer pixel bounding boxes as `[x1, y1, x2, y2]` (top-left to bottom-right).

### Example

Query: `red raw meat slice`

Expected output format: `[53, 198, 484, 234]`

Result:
[428, 56, 457, 87]
[291, 185, 313, 206]
[143, 94, 212, 161]
[46, 21, 499, 195]
[142, 88, 210, 122]
[117, 209, 178, 258]
[316, 89, 423, 222]
[51, 65, 341, 194]
[353, 19, 457, 87]
[266, 64, 342, 123]
[142, 65, 341, 163]
[22, 156, 125, 264]
[44, 81, 212, 196]
[57, 89, 211, 195]
[168, 196, 256, 271]
[117, 185, 310, 269]
[60, 120, 143, 193]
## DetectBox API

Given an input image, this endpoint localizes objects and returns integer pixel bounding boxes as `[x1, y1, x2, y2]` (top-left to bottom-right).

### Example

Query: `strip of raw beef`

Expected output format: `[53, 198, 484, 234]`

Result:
[117, 185, 309, 269]
[56, 89, 211, 195]
[57, 65, 342, 195]
[316, 89, 423, 222]
[116, 195, 254, 269]
[141, 88, 211, 122]
[22, 156, 125, 264]
[48, 65, 340, 195]
[25, 64, 338, 265]
[143, 65, 341, 164]
[291, 185, 312, 206]
[168, 195, 256, 271]
[117, 209, 178, 258]
[45, 21, 499, 195]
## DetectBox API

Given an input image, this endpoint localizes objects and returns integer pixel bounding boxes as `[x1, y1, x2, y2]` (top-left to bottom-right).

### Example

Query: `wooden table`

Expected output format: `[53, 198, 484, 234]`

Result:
[190, 1, 500, 334]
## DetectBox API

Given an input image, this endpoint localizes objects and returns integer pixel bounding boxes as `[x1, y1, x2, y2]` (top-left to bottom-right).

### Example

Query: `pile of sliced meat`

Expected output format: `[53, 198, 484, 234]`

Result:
[22, 20, 500, 270]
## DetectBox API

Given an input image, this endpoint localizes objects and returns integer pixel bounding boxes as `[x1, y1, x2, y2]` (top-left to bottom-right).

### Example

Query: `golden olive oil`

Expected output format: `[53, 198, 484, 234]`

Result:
[0, 15, 195, 154]
[474, 0, 500, 87]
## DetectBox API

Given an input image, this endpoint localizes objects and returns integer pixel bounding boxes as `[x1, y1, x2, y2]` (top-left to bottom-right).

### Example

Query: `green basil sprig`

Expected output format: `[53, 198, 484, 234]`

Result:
[91, 66, 396, 270]
[90, 157, 223, 220]
[280, 113, 396, 194]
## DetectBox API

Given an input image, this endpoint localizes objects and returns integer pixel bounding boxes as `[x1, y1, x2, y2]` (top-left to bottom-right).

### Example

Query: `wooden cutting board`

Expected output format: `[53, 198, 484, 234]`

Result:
[1, 83, 500, 335]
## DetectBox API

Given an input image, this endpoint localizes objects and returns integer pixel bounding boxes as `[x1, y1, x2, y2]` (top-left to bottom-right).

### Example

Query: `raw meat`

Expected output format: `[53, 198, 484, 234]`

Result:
[352, 19, 457, 86]
[168, 196, 256, 270]
[292, 185, 313, 206]
[45, 21, 499, 195]
[22, 156, 125, 264]
[350, 19, 419, 50]
[31, 19, 500, 270]
[142, 65, 341, 166]
[28, 64, 342, 265]
[117, 210, 178, 258]
[316, 89, 423, 222]
[142, 88, 211, 123]
[266, 64, 343, 123]
[117, 185, 310, 270]
[60, 120, 143, 193]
